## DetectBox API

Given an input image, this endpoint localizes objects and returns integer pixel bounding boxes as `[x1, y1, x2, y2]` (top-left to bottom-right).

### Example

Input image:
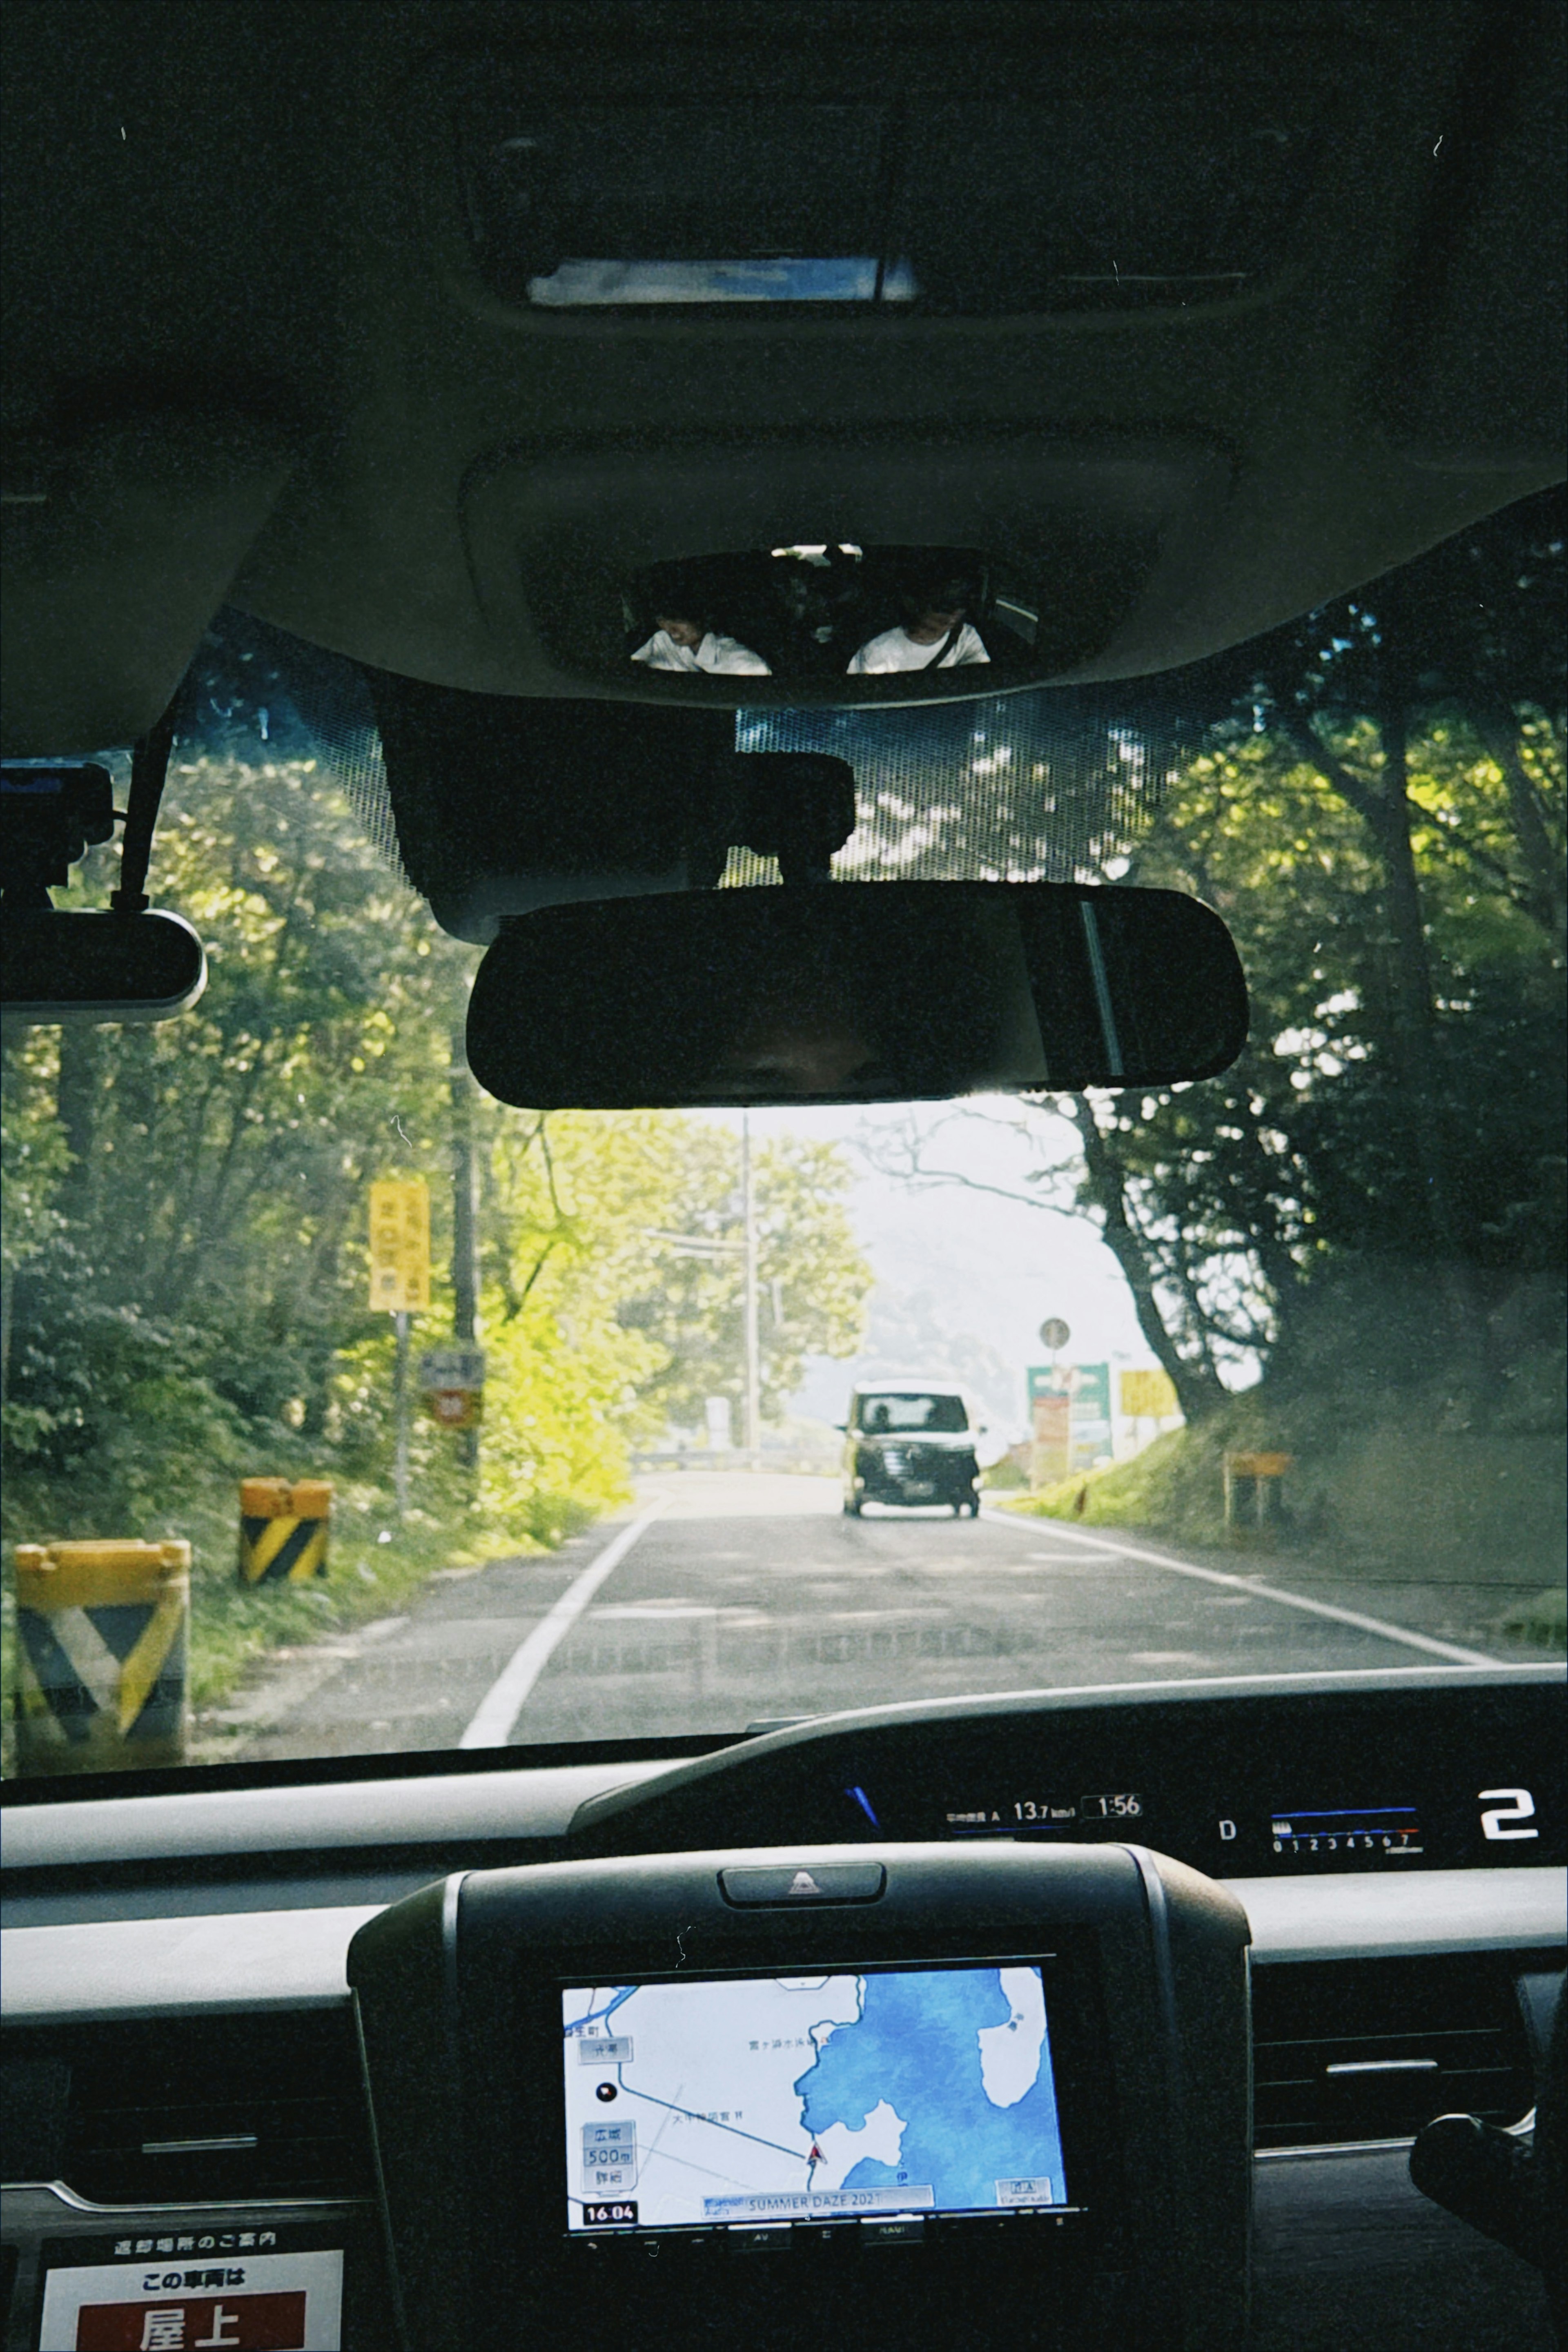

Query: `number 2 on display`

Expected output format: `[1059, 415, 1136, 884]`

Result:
[1477, 1788, 1538, 1841]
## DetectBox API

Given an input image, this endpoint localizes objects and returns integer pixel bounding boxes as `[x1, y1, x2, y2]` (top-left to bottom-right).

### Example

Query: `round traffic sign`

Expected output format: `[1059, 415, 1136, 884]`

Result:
[1039, 1318, 1071, 1352]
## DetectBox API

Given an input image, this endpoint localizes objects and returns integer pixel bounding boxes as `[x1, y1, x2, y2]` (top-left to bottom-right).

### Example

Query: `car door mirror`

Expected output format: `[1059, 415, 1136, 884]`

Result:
[466, 879, 1247, 1107]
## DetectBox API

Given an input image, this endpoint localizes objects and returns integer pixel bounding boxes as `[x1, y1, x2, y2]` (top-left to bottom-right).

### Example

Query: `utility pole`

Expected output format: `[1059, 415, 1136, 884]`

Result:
[450, 1032, 481, 1473]
[370, 1176, 429, 1523]
[393, 1310, 410, 1519]
[741, 1111, 761, 1468]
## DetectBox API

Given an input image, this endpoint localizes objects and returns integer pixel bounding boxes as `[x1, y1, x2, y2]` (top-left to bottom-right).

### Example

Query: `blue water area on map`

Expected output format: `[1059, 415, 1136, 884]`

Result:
[795, 1968, 1067, 2211]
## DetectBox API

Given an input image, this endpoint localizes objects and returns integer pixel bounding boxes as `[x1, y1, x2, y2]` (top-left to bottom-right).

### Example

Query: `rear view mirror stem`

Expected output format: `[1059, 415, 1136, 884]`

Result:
[111, 687, 183, 915]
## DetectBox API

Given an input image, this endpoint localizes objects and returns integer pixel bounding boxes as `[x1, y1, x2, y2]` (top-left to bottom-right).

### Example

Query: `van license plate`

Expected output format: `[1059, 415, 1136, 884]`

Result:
[905, 1480, 935, 1497]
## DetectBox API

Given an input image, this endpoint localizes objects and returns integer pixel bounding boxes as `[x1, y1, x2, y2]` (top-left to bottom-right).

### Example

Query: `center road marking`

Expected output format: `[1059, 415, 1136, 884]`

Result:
[980, 1511, 1500, 1666]
[459, 1500, 671, 1748]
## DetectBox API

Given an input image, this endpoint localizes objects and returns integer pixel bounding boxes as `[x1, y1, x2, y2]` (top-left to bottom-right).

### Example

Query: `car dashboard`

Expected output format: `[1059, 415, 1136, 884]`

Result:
[2, 1663, 1561, 2348]
[3, 0, 1564, 2341]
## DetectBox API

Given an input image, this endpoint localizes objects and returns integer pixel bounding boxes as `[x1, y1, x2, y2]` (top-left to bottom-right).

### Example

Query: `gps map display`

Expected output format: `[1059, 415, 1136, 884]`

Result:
[562, 1966, 1069, 2231]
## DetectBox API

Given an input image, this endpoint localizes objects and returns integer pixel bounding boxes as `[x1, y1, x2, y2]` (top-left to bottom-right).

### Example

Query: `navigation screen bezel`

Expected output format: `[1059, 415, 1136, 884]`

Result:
[519, 1935, 1116, 2266]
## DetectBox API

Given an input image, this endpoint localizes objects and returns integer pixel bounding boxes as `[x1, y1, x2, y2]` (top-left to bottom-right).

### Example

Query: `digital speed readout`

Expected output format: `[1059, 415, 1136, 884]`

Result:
[944, 1795, 1143, 1832]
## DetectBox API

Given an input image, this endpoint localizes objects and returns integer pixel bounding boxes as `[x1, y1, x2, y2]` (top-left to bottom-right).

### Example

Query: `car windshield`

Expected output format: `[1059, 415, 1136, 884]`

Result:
[857, 1396, 969, 1433]
[2, 492, 1564, 1781]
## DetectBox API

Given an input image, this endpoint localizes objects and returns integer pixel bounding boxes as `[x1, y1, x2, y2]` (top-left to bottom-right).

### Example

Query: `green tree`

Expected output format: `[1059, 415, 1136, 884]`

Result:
[474, 1111, 686, 1527]
[2, 752, 478, 1545]
[3, 736, 878, 1561]
[613, 1128, 873, 1431]
[867, 493, 1564, 1427]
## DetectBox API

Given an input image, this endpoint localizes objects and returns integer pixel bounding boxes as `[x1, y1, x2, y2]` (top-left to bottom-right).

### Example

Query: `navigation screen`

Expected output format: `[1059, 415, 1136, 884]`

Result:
[562, 1965, 1069, 2232]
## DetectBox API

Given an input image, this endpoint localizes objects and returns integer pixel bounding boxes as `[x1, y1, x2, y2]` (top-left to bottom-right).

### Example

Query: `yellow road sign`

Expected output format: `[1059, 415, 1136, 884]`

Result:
[369, 1178, 431, 1312]
[1120, 1368, 1179, 1418]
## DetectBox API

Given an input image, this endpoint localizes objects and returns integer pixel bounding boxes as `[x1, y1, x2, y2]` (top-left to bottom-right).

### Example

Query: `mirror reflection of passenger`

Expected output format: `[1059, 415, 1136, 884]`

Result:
[710, 1013, 876, 1096]
[705, 957, 879, 1097]
[631, 610, 772, 675]
[847, 578, 990, 673]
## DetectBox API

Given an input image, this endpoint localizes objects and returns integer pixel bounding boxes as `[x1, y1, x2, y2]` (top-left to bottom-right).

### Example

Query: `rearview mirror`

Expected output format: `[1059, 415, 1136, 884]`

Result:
[466, 882, 1247, 1108]
[616, 544, 1050, 690]
[1, 911, 207, 1023]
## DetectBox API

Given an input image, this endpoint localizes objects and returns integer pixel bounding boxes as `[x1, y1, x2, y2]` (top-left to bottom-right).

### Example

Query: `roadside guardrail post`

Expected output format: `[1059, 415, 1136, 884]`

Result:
[1223, 1450, 1293, 1540]
[13, 1538, 190, 1774]
[238, 1476, 332, 1584]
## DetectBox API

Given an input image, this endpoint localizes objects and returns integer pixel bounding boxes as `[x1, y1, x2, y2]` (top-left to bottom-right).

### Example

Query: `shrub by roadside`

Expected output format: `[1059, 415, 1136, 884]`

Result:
[1497, 1586, 1568, 1650]
[989, 1398, 1564, 1643]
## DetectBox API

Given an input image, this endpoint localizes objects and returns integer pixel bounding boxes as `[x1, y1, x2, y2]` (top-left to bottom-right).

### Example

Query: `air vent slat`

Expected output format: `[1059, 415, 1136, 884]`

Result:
[1252, 1953, 1536, 2149]
[3, 2009, 372, 2204]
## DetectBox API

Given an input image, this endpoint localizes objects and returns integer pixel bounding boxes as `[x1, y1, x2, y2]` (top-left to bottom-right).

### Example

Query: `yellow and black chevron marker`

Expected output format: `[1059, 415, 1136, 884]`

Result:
[238, 1477, 332, 1585]
[12, 1539, 190, 1776]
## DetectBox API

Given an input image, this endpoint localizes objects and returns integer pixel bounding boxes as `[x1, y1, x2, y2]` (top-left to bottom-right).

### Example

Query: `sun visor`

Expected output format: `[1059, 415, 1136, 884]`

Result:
[452, 71, 1335, 318]
[2, 409, 298, 756]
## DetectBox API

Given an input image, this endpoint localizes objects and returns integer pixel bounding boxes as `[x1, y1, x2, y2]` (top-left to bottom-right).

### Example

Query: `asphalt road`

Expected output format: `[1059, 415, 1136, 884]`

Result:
[223, 1474, 1528, 1762]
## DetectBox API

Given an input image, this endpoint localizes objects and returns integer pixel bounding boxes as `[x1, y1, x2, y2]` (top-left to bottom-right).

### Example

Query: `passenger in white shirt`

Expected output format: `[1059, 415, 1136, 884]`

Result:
[631, 613, 771, 675]
[848, 581, 990, 674]
[847, 610, 990, 673]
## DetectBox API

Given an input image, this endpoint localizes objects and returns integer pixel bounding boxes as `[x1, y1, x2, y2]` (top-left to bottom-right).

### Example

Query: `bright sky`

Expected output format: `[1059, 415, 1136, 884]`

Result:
[703, 1097, 1157, 1441]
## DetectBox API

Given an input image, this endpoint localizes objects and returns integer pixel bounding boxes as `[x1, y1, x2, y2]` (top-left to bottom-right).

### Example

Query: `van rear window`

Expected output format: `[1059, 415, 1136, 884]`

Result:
[855, 1394, 969, 1432]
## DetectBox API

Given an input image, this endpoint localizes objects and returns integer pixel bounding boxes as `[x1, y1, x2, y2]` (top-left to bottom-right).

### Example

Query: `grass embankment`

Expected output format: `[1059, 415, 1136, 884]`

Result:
[0, 1465, 611, 1775]
[991, 1380, 1566, 1653]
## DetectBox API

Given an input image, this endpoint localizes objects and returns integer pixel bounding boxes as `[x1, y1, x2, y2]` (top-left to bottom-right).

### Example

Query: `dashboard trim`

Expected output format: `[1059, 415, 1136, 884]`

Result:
[1227, 1868, 1568, 1964]
[2, 1869, 1561, 2023]
[0, 1759, 675, 1871]
[3, 1666, 1557, 1873]
[0, 1903, 383, 2021]
[0, 2180, 367, 2216]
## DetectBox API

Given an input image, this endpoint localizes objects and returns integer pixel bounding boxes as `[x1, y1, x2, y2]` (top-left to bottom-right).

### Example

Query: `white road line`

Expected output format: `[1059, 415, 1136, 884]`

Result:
[980, 1510, 1499, 1666]
[459, 1501, 670, 1748]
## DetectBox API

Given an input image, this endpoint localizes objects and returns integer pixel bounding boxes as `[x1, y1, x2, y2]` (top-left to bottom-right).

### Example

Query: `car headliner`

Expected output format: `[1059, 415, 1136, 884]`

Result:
[2, 0, 1564, 759]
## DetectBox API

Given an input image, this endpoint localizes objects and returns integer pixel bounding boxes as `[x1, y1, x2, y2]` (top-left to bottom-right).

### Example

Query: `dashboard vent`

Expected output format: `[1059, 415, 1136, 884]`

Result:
[1252, 1954, 1537, 2149]
[8, 2010, 372, 2206]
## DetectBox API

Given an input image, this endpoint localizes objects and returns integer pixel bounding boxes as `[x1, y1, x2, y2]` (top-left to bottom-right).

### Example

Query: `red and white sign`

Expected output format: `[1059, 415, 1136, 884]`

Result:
[419, 1346, 485, 1429]
[74, 2294, 303, 2349]
[38, 2251, 341, 2352]
[425, 1385, 481, 1428]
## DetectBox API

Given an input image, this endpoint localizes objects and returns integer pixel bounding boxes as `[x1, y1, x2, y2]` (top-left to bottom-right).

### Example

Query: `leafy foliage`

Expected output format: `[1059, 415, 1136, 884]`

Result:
[609, 1125, 872, 1431]
[1080, 491, 1566, 1416]
[868, 490, 1566, 1437]
[1, 751, 871, 1726]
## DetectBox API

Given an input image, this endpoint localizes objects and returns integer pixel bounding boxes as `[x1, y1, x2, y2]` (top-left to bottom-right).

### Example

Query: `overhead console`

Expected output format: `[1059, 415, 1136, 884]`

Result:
[5, 1, 1562, 735]
[445, 31, 1310, 703]
[350, 1842, 1250, 2352]
[458, 434, 1232, 707]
